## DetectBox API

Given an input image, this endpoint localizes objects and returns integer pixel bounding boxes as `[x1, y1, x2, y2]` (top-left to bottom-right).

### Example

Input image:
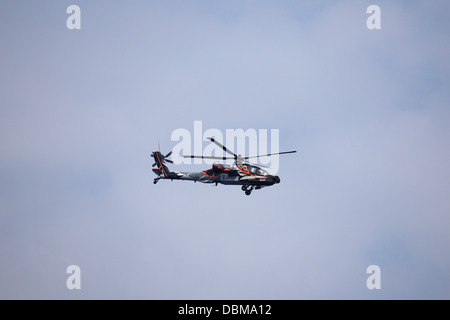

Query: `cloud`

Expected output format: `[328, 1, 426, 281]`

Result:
[0, 0, 449, 299]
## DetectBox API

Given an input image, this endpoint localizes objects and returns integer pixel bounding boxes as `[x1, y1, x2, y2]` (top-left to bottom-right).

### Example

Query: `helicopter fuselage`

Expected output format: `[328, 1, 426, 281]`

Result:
[152, 155, 280, 195]
[151, 136, 294, 195]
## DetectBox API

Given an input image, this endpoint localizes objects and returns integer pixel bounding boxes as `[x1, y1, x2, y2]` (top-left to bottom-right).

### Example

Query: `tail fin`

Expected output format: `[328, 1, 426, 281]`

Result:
[151, 151, 171, 178]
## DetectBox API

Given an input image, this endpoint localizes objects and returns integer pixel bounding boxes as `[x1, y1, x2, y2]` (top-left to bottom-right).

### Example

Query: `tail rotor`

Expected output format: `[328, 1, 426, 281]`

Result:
[151, 150, 173, 167]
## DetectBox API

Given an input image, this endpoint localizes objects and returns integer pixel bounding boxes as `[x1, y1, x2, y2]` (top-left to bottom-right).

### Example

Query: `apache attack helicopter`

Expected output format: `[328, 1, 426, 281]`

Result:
[151, 137, 296, 195]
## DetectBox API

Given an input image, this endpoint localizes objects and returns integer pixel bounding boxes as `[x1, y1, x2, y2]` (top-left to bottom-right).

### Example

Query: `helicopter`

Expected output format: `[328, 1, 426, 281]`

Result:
[151, 137, 296, 195]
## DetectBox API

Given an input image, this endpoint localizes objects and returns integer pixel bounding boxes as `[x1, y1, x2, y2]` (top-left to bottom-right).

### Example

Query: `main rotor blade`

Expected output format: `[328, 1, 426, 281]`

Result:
[165, 151, 172, 158]
[245, 150, 297, 159]
[183, 155, 235, 160]
[206, 137, 237, 159]
[165, 159, 173, 164]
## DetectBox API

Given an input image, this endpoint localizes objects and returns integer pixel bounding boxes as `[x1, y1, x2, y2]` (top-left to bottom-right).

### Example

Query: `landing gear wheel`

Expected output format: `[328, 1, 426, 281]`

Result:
[241, 185, 248, 191]
[153, 178, 159, 184]
[245, 190, 251, 196]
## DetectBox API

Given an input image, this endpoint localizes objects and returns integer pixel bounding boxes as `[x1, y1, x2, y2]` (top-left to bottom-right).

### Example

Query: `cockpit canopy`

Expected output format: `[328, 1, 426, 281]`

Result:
[248, 165, 269, 176]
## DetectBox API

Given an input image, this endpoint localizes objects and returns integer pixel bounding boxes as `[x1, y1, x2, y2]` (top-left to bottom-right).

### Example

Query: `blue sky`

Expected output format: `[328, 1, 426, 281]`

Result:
[0, 1, 449, 299]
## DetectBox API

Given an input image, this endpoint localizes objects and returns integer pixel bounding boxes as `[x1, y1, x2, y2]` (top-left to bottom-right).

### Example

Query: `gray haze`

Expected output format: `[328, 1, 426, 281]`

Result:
[1, 1, 449, 299]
